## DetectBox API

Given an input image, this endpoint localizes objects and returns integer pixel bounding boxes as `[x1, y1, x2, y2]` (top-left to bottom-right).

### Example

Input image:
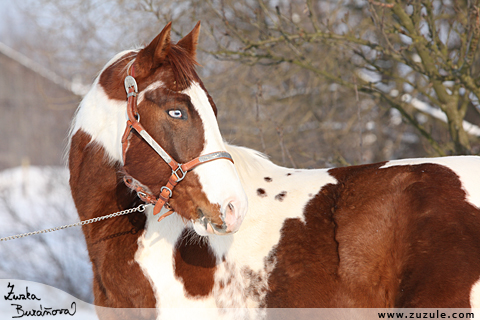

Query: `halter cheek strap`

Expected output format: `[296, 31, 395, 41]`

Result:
[121, 66, 234, 221]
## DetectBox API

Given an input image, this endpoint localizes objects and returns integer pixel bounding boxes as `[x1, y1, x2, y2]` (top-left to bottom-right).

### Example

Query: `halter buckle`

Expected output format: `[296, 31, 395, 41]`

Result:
[173, 165, 186, 182]
[160, 186, 173, 198]
[124, 76, 138, 96]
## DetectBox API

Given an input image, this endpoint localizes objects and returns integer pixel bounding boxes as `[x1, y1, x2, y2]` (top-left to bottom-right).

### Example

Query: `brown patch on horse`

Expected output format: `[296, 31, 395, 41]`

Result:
[265, 182, 340, 308]
[257, 188, 267, 198]
[69, 130, 156, 310]
[266, 161, 480, 308]
[169, 172, 224, 226]
[174, 228, 217, 297]
[274, 191, 287, 202]
[329, 162, 480, 307]
[264, 177, 272, 182]
[92, 210, 146, 246]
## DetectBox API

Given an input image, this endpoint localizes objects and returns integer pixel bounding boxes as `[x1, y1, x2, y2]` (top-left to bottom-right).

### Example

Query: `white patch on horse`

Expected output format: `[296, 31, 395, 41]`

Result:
[212, 260, 269, 319]
[136, 206, 256, 320]
[135, 208, 213, 308]
[136, 81, 164, 104]
[182, 82, 248, 235]
[70, 82, 127, 164]
[181, 82, 224, 155]
[209, 144, 337, 272]
[470, 277, 480, 308]
[381, 156, 480, 209]
[69, 50, 138, 165]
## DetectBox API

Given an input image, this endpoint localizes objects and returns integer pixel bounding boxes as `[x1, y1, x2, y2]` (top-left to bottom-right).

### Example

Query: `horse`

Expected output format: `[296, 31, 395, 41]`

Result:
[68, 22, 480, 319]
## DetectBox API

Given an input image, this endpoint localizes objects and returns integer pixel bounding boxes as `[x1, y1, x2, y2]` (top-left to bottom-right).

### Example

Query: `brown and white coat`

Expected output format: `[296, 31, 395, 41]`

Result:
[68, 23, 480, 319]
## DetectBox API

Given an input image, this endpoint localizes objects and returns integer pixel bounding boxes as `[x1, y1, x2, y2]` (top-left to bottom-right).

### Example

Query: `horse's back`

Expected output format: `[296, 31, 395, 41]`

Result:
[329, 156, 480, 307]
[265, 156, 480, 308]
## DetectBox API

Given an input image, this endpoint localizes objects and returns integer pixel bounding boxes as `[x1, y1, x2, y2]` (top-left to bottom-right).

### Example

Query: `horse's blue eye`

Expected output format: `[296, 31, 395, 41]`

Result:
[168, 110, 184, 119]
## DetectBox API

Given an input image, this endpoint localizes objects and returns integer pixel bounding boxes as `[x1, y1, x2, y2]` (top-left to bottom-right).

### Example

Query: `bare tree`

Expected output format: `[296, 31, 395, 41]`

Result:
[205, 0, 480, 157]
[9, 0, 480, 168]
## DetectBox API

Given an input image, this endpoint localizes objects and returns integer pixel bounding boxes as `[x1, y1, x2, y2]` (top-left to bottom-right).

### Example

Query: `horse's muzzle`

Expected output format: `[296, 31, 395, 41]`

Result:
[195, 201, 244, 235]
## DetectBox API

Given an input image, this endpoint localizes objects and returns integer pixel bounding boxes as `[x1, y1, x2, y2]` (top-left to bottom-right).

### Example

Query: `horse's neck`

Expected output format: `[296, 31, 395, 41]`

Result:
[225, 144, 332, 213]
[68, 75, 136, 219]
[70, 129, 156, 308]
[69, 130, 135, 221]
[204, 145, 334, 268]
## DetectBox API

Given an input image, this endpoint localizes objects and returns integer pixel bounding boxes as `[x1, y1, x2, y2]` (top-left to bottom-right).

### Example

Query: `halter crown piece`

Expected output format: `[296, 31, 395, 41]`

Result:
[121, 65, 234, 222]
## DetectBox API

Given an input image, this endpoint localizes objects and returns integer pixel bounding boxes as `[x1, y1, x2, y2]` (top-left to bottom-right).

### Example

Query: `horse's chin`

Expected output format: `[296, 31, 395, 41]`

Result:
[191, 219, 238, 236]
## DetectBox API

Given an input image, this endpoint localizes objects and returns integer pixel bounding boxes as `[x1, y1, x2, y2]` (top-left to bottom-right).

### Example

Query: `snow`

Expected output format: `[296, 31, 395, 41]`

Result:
[0, 166, 96, 316]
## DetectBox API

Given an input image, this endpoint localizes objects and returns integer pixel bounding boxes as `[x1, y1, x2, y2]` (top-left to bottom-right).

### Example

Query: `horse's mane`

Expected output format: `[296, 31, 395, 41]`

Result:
[225, 144, 282, 181]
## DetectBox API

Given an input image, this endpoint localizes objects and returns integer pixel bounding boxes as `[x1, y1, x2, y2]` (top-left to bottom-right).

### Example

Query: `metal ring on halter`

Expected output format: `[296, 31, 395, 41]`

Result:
[137, 191, 148, 199]
[173, 165, 186, 182]
[160, 186, 173, 198]
[125, 110, 140, 122]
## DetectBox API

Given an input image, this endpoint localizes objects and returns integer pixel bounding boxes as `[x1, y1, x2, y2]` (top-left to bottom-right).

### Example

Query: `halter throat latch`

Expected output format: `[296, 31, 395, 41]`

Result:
[121, 66, 234, 222]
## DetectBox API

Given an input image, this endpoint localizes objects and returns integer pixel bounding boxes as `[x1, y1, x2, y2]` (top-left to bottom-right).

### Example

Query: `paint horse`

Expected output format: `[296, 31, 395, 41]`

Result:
[68, 22, 480, 319]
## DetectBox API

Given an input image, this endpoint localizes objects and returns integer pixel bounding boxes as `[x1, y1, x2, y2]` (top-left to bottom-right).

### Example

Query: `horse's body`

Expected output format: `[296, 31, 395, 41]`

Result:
[68, 23, 480, 319]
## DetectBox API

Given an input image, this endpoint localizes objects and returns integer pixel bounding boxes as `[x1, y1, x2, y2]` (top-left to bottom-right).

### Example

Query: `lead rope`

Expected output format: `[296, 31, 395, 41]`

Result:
[0, 204, 147, 242]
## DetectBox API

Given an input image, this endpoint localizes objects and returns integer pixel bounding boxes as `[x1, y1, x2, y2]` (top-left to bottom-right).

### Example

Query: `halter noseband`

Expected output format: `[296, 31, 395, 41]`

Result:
[121, 66, 234, 222]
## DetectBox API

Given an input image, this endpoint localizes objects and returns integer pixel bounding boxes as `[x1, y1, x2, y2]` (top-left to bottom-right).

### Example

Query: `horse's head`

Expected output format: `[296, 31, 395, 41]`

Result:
[92, 22, 247, 235]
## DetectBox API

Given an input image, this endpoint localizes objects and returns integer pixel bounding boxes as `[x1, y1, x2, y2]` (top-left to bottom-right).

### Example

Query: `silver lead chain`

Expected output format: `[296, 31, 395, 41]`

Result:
[0, 204, 147, 242]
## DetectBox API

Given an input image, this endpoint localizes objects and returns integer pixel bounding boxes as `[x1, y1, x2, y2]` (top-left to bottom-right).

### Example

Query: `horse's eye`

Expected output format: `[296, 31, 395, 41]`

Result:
[168, 109, 185, 119]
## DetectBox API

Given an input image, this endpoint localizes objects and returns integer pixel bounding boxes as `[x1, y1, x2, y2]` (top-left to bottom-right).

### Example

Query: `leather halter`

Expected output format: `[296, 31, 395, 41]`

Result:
[121, 65, 234, 221]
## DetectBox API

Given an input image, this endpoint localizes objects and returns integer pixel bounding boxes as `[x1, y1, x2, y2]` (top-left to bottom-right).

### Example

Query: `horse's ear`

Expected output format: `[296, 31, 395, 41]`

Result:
[136, 22, 172, 74]
[177, 21, 201, 60]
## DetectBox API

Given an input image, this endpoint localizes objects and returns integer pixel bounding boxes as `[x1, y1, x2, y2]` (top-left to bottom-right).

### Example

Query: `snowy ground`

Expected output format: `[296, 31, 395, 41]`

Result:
[0, 166, 97, 318]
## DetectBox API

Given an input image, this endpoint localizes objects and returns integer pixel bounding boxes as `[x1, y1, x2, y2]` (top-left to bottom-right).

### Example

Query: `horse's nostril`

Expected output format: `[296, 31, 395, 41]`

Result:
[225, 202, 235, 220]
[223, 201, 239, 232]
